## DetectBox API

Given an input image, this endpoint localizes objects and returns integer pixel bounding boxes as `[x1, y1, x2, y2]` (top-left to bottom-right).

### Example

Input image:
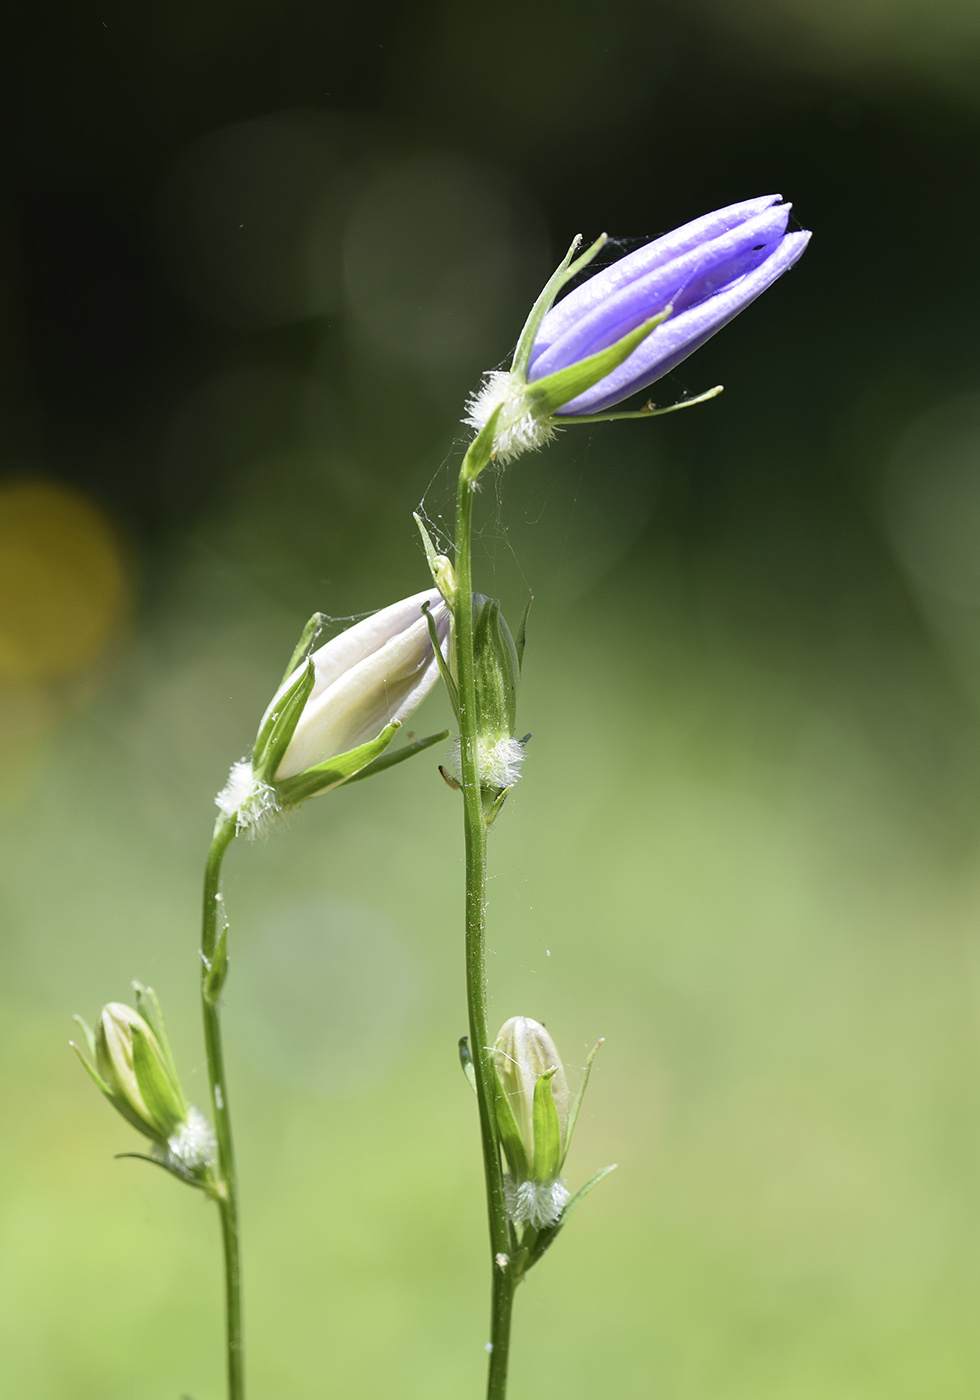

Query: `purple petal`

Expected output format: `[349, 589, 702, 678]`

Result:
[531, 194, 783, 362]
[530, 204, 791, 381]
[554, 230, 812, 416]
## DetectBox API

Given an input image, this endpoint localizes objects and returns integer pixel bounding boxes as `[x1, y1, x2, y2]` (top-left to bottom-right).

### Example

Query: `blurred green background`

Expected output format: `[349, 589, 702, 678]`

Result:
[4, 0, 980, 1395]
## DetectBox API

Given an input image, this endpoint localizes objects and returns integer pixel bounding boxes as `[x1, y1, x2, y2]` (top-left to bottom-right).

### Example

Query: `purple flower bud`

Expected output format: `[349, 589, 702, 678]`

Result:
[531, 195, 810, 416]
[464, 196, 810, 464]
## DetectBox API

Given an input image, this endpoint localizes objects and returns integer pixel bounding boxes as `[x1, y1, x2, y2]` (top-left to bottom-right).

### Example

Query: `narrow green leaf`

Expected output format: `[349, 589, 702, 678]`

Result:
[531, 1067, 562, 1182]
[344, 729, 450, 785]
[560, 1037, 604, 1170]
[525, 310, 671, 418]
[493, 1070, 529, 1181]
[461, 404, 502, 482]
[422, 601, 459, 717]
[279, 613, 327, 689]
[204, 922, 229, 1006]
[526, 1163, 618, 1269]
[510, 233, 607, 381]
[273, 720, 401, 804]
[458, 1036, 478, 1095]
[113, 1151, 215, 1194]
[565, 384, 724, 423]
[131, 1023, 187, 1129]
[562, 1162, 618, 1221]
[414, 510, 441, 578]
[72, 1014, 97, 1060]
[133, 984, 180, 1087]
[70, 1039, 111, 1096]
[413, 514, 456, 605]
[251, 658, 316, 781]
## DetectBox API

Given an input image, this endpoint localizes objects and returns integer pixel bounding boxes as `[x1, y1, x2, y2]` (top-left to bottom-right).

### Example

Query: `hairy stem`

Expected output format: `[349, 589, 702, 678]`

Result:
[201, 816, 244, 1400]
[454, 443, 516, 1399]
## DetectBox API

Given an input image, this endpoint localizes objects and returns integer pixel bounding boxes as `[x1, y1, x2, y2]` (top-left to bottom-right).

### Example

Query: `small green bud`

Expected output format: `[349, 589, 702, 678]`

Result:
[432, 554, 457, 607]
[95, 1003, 187, 1143]
[448, 596, 526, 804]
[72, 990, 216, 1187]
[493, 1016, 571, 1229]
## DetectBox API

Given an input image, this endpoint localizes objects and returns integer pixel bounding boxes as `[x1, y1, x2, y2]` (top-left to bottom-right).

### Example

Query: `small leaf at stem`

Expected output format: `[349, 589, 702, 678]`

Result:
[458, 1036, 478, 1094]
[204, 922, 229, 1006]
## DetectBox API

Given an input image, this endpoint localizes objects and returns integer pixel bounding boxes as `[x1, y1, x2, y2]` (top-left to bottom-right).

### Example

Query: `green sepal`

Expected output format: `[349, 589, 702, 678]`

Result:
[422, 600, 459, 718]
[203, 922, 229, 1006]
[72, 1014, 97, 1062]
[531, 1066, 562, 1183]
[114, 1151, 216, 1195]
[563, 383, 723, 423]
[131, 1022, 187, 1134]
[413, 513, 457, 607]
[525, 1163, 618, 1270]
[132, 984, 179, 1087]
[251, 658, 316, 782]
[279, 613, 327, 689]
[458, 1036, 478, 1095]
[344, 729, 450, 786]
[525, 310, 671, 418]
[273, 720, 401, 805]
[81, 1050, 161, 1141]
[493, 1067, 529, 1181]
[510, 233, 607, 381]
[461, 404, 502, 482]
[473, 597, 519, 739]
[70, 1032, 111, 1097]
[560, 1037, 603, 1171]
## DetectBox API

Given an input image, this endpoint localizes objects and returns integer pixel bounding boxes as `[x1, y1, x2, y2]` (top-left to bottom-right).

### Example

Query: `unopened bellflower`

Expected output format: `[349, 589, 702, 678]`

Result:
[492, 1016, 607, 1234]
[72, 984, 216, 1187]
[217, 588, 451, 833]
[466, 194, 811, 463]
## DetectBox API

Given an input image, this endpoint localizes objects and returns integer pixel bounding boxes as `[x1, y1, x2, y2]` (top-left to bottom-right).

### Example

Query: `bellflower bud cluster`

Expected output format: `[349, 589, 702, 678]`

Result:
[216, 588, 451, 834]
[466, 195, 811, 464]
[72, 984, 216, 1188]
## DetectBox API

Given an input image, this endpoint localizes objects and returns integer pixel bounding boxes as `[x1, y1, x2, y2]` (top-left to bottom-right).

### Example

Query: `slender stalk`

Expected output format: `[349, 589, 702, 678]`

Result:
[454, 444, 516, 1399]
[201, 816, 244, 1400]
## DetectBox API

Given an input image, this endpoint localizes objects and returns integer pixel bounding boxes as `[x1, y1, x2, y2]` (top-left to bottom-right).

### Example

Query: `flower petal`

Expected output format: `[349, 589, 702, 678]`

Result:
[531, 194, 784, 362]
[555, 230, 812, 416]
[530, 204, 792, 381]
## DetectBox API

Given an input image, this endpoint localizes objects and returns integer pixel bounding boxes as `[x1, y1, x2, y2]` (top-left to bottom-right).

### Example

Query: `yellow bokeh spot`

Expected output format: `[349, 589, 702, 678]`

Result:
[0, 480, 129, 683]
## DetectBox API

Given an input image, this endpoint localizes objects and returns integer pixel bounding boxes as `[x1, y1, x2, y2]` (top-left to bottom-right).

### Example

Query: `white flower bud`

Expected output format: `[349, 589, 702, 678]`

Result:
[268, 587, 450, 780]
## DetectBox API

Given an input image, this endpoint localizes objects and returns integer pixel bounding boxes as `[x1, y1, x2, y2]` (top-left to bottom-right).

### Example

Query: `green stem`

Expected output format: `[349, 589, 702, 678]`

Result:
[201, 816, 244, 1400]
[454, 445, 516, 1400]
